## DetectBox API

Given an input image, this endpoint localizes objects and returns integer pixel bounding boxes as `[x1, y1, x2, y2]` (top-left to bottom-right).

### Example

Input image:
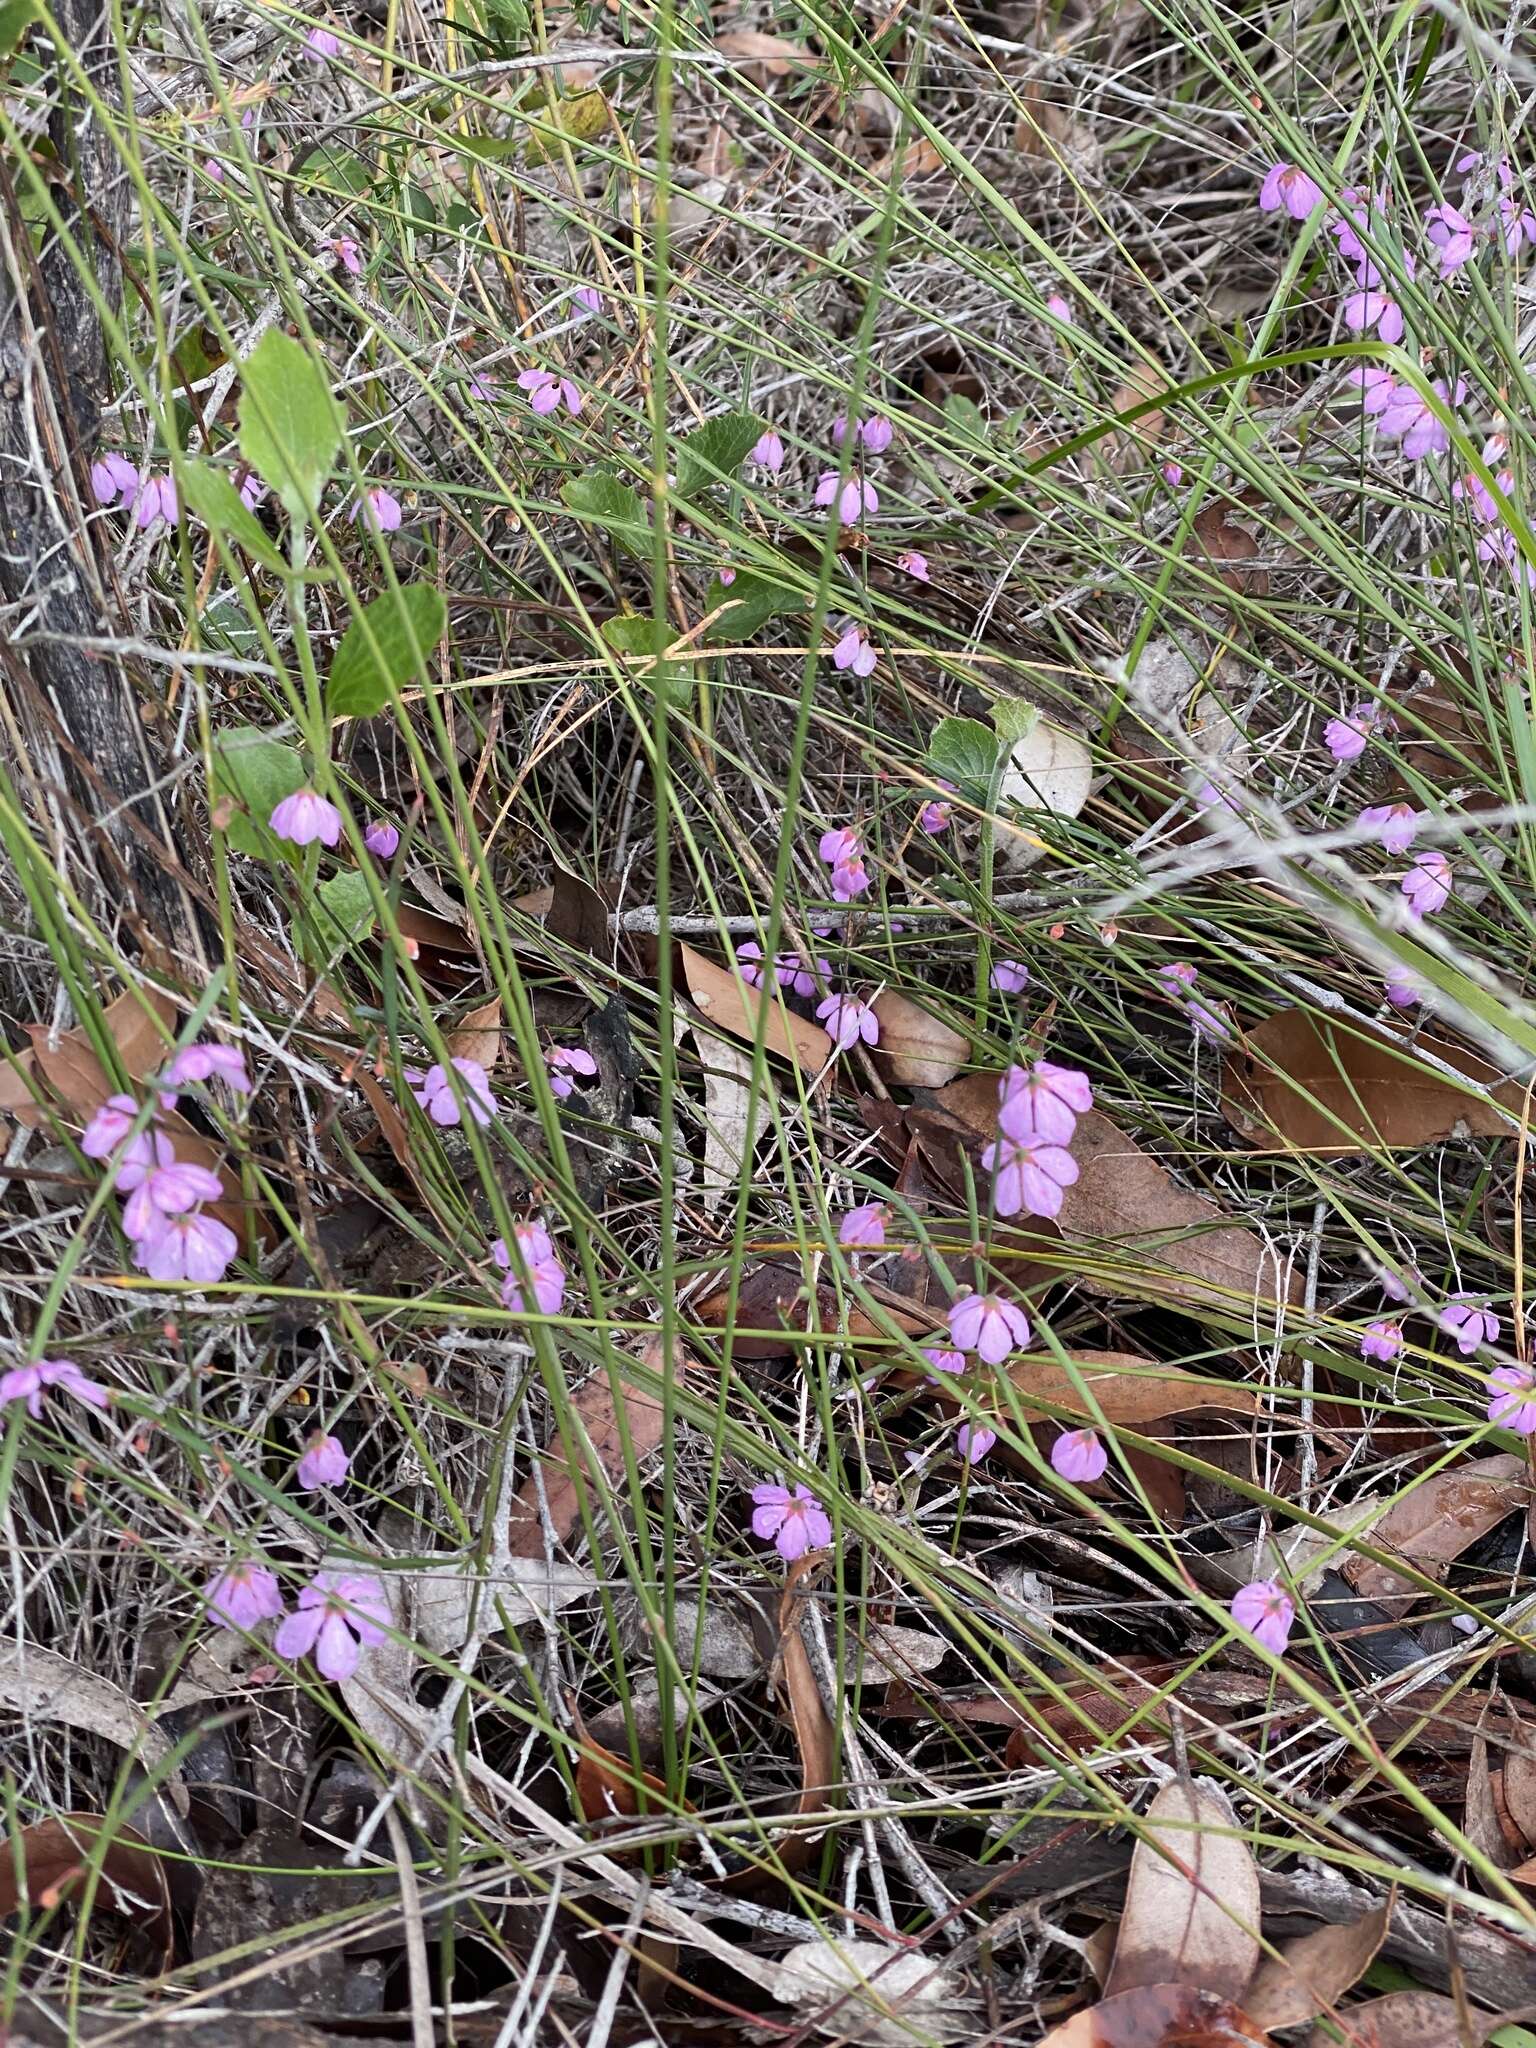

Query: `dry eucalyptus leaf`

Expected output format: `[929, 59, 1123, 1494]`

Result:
[1105, 1779, 1261, 2004]
[1244, 1901, 1392, 2030]
[446, 995, 501, 1070]
[691, 1025, 758, 1212]
[0, 1812, 173, 1970]
[995, 718, 1093, 872]
[1003, 1350, 1257, 1425]
[870, 990, 969, 1087]
[680, 941, 833, 1075]
[504, 1338, 673, 1556]
[0, 1647, 188, 1815]
[716, 27, 817, 79]
[1343, 1455, 1530, 1603]
[850, 1622, 948, 1688]
[1305, 1989, 1503, 2047]
[1038, 1983, 1271, 2046]
[771, 1940, 975, 2046]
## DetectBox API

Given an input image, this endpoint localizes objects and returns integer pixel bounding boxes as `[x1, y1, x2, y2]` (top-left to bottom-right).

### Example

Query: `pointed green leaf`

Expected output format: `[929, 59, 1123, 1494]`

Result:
[675, 410, 765, 498]
[212, 727, 305, 858]
[703, 570, 804, 645]
[327, 583, 449, 719]
[308, 870, 378, 959]
[562, 470, 649, 555]
[177, 459, 286, 572]
[238, 329, 344, 521]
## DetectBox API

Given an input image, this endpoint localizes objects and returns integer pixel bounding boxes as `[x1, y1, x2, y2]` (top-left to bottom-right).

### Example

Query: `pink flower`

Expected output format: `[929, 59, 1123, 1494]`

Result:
[162, 1042, 253, 1099]
[815, 992, 878, 1052]
[295, 1431, 350, 1489]
[838, 1201, 888, 1249]
[990, 959, 1029, 995]
[983, 1131, 1079, 1219]
[331, 237, 362, 275]
[948, 1291, 1030, 1364]
[205, 1561, 285, 1631]
[0, 1357, 109, 1418]
[354, 486, 403, 531]
[130, 1209, 239, 1284]
[493, 1225, 566, 1316]
[1358, 802, 1419, 853]
[998, 1060, 1093, 1147]
[81, 1093, 144, 1159]
[545, 1044, 597, 1099]
[1340, 286, 1404, 345]
[919, 798, 952, 834]
[571, 286, 603, 317]
[1500, 193, 1536, 254]
[113, 1124, 179, 1196]
[735, 941, 769, 989]
[122, 1158, 224, 1241]
[818, 825, 862, 868]
[1385, 977, 1423, 1010]
[1259, 161, 1324, 220]
[751, 429, 784, 472]
[274, 1570, 390, 1682]
[1425, 202, 1477, 273]
[922, 1346, 967, 1377]
[1045, 292, 1073, 322]
[898, 550, 930, 582]
[1377, 1263, 1418, 1303]
[814, 472, 877, 525]
[956, 1423, 996, 1465]
[1051, 1428, 1107, 1483]
[860, 415, 893, 454]
[1155, 961, 1233, 1042]
[364, 819, 400, 857]
[831, 625, 877, 676]
[1161, 460, 1183, 487]
[1323, 702, 1378, 762]
[1376, 378, 1464, 463]
[750, 1482, 831, 1561]
[90, 453, 139, 507]
[830, 859, 870, 902]
[1346, 366, 1397, 416]
[718, 565, 736, 587]
[1440, 1297, 1500, 1354]
[304, 25, 340, 59]
[466, 370, 500, 402]
[776, 951, 827, 999]
[269, 789, 342, 847]
[518, 368, 581, 416]
[1359, 1319, 1402, 1363]
[1487, 1363, 1536, 1433]
[1402, 849, 1452, 919]
[133, 475, 179, 529]
[408, 1057, 496, 1128]
[1231, 1578, 1295, 1655]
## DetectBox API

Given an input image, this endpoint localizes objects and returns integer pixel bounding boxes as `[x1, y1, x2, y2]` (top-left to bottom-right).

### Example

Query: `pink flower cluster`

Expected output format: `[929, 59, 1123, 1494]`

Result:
[406, 1057, 497, 1128]
[206, 1561, 391, 1682]
[981, 1059, 1092, 1220]
[1356, 1273, 1528, 1433]
[814, 403, 896, 528]
[492, 1220, 567, 1317]
[1155, 960, 1233, 1043]
[736, 940, 827, 999]
[818, 824, 871, 903]
[90, 453, 180, 529]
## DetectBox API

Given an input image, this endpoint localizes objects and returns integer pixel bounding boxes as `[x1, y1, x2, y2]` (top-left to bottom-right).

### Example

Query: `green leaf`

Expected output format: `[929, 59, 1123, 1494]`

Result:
[601, 613, 660, 655]
[703, 571, 804, 646]
[927, 715, 998, 799]
[308, 870, 378, 958]
[675, 410, 765, 499]
[0, 0, 40, 57]
[177, 459, 286, 572]
[238, 329, 344, 521]
[990, 699, 1038, 750]
[212, 727, 305, 858]
[599, 615, 691, 705]
[562, 470, 649, 555]
[327, 583, 449, 719]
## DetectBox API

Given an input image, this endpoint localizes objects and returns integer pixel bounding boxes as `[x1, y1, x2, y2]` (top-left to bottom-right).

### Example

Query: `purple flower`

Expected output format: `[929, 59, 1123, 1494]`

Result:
[304, 25, 340, 59]
[205, 1561, 285, 1631]
[1161, 460, 1183, 487]
[860, 415, 894, 454]
[133, 475, 179, 530]
[1440, 1297, 1500, 1355]
[838, 1201, 889, 1249]
[1045, 291, 1073, 323]
[1358, 802, 1419, 853]
[1051, 1428, 1107, 1483]
[493, 1226, 566, 1316]
[751, 429, 785, 473]
[922, 1345, 967, 1377]
[1376, 378, 1464, 463]
[1347, 366, 1397, 416]
[90, 453, 139, 507]
[750, 1482, 831, 1561]
[1231, 1578, 1295, 1655]
[269, 789, 342, 848]
[295, 1431, 350, 1490]
[990, 959, 1030, 995]
[898, 550, 929, 582]
[982, 1131, 1079, 1219]
[408, 1057, 496, 1128]
[1487, 1363, 1536, 1433]
[518, 368, 581, 417]
[1341, 286, 1404, 346]
[831, 625, 877, 676]
[1385, 976, 1423, 1010]
[818, 825, 862, 868]
[466, 370, 500, 402]
[238, 471, 266, 510]
[122, 1158, 224, 1242]
[1259, 161, 1324, 220]
[1425, 202, 1477, 273]
[919, 798, 952, 834]
[1499, 192, 1536, 254]
[162, 1042, 253, 1101]
[571, 285, 604, 317]
[718, 565, 736, 587]
[814, 472, 878, 525]
[997, 1060, 1093, 1147]
[545, 1044, 597, 1099]
[354, 486, 403, 531]
[735, 940, 769, 989]
[81, 1093, 144, 1160]
[1155, 961, 1233, 1042]
[364, 818, 400, 858]
[815, 992, 878, 1052]
[1359, 1319, 1402, 1363]
[1323, 702, 1378, 762]
[0, 1357, 109, 1418]
[1402, 849, 1452, 919]
[274, 1570, 390, 1682]
[331, 237, 362, 276]
[113, 1124, 179, 1196]
[948, 1291, 1030, 1365]
[955, 1423, 996, 1465]
[130, 1209, 239, 1284]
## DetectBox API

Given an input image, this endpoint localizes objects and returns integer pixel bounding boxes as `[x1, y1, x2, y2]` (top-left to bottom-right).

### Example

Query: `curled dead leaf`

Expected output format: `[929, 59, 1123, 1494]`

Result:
[574, 1706, 690, 1832]
[870, 990, 969, 1087]
[0, 1646, 188, 1815]
[1244, 1902, 1393, 2031]
[0, 1812, 172, 1970]
[1003, 1350, 1257, 1426]
[716, 27, 818, 80]
[1190, 495, 1270, 598]
[447, 995, 501, 1070]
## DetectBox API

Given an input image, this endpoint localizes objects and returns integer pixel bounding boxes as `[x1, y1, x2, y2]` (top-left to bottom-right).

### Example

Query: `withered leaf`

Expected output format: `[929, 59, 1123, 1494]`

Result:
[1038, 1983, 1272, 2046]
[0, 1812, 172, 1970]
[1190, 495, 1269, 597]
[680, 942, 833, 1075]
[446, 995, 501, 1069]
[1343, 1455, 1530, 1603]
[692, 1259, 927, 1358]
[1003, 1350, 1257, 1425]
[870, 989, 969, 1088]
[1244, 1902, 1392, 2030]
[1105, 1779, 1261, 2005]
[573, 1707, 689, 1832]
[1305, 1990, 1502, 2047]
[504, 1338, 671, 1556]
[769, 1558, 838, 1876]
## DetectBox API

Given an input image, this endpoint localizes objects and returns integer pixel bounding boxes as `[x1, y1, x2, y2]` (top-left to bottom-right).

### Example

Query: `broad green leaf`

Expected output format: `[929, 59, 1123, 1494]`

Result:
[309, 871, 378, 957]
[927, 715, 998, 799]
[525, 88, 608, 163]
[703, 570, 804, 646]
[238, 329, 344, 521]
[0, 0, 40, 56]
[675, 410, 765, 499]
[598, 616, 690, 704]
[562, 471, 649, 555]
[991, 699, 1038, 750]
[212, 727, 305, 858]
[602, 613, 661, 655]
[177, 459, 286, 572]
[328, 583, 449, 719]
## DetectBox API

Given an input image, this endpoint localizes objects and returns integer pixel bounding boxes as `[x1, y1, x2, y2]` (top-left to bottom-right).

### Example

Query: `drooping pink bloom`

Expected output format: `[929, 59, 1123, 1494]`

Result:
[860, 416, 894, 454]
[838, 1201, 889, 1249]
[269, 789, 342, 847]
[751, 429, 785, 473]
[898, 550, 930, 582]
[133, 475, 179, 530]
[1440, 1297, 1500, 1354]
[1155, 961, 1233, 1042]
[331, 237, 362, 275]
[1359, 1319, 1402, 1363]
[493, 1226, 566, 1316]
[545, 1044, 597, 1099]
[90, 453, 139, 507]
[1347, 366, 1397, 416]
[1377, 1263, 1419, 1303]
[814, 472, 877, 525]
[1259, 161, 1324, 220]
[205, 1561, 285, 1631]
[304, 26, 340, 59]
[122, 1158, 224, 1241]
[1376, 378, 1465, 463]
[81, 1093, 144, 1160]
[1499, 192, 1536, 254]
[1401, 849, 1452, 919]
[1051, 1428, 1107, 1483]
[718, 565, 736, 587]
[1487, 1363, 1536, 1433]
[113, 1124, 179, 1196]
[1385, 977, 1423, 1010]
[998, 1060, 1093, 1146]
[1161, 460, 1183, 487]
[1045, 291, 1073, 322]
[408, 1058, 496, 1127]
[518, 368, 581, 417]
[571, 285, 603, 317]
[956, 1423, 996, 1465]
[0, 1357, 109, 1418]
[948, 1291, 1030, 1365]
[466, 370, 500, 402]
[735, 941, 769, 989]
[1231, 1578, 1295, 1655]
[364, 819, 400, 858]
[829, 859, 870, 902]
[1328, 185, 1379, 265]
[1341, 286, 1404, 345]
[815, 992, 878, 1051]
[354, 486, 403, 531]
[1425, 202, 1477, 273]
[750, 1482, 831, 1561]
[772, 950, 827, 1000]
[990, 959, 1029, 995]
[1323, 702, 1378, 762]
[295, 1431, 350, 1490]
[162, 1042, 253, 1099]
[983, 1131, 1079, 1219]
[274, 1570, 390, 1682]
[1358, 802, 1419, 854]
[919, 797, 952, 834]
[130, 1209, 239, 1284]
[921, 1345, 967, 1377]
[831, 625, 877, 677]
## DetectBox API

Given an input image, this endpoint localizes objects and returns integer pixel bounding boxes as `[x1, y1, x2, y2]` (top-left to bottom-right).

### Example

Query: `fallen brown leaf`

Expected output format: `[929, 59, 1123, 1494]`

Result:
[716, 27, 818, 79]
[1305, 1989, 1502, 2047]
[680, 942, 833, 1076]
[573, 1706, 688, 1832]
[447, 995, 501, 1070]
[504, 1337, 671, 1556]
[0, 1812, 172, 1970]
[1244, 1902, 1392, 2031]
[1500, 1706, 1536, 1850]
[1190, 495, 1270, 598]
[692, 1258, 929, 1358]
[1105, 1779, 1261, 2004]
[767, 1557, 838, 1878]
[1039, 1983, 1272, 2046]
[870, 990, 969, 1088]
[1003, 1350, 1257, 1425]
[1343, 1455, 1530, 1603]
